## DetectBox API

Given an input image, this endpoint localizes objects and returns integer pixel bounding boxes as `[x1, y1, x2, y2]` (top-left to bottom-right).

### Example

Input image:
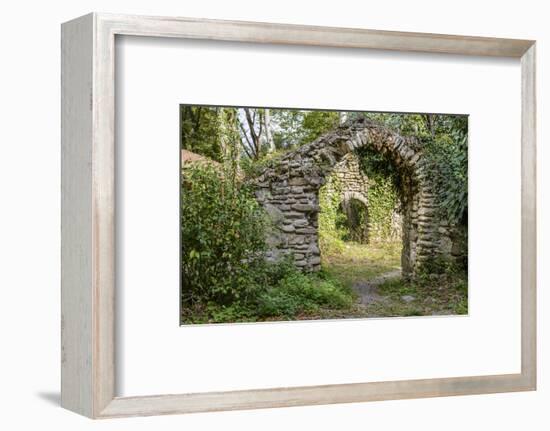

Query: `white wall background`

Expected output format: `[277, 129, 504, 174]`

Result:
[0, 0, 547, 429]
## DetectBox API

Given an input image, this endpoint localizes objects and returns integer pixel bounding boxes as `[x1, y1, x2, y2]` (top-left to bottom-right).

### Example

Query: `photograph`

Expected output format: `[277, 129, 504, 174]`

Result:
[180, 106, 468, 324]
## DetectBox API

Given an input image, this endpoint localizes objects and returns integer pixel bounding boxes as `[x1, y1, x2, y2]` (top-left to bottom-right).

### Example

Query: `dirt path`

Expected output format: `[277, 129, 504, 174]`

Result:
[352, 269, 401, 305]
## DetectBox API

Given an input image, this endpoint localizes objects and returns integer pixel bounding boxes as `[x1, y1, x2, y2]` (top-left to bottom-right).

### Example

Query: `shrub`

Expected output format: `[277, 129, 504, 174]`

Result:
[257, 267, 355, 319]
[181, 164, 357, 324]
[181, 163, 268, 307]
[181, 256, 356, 323]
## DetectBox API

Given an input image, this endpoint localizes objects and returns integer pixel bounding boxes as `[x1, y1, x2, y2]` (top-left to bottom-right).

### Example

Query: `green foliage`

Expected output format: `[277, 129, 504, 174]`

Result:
[270, 109, 340, 149]
[372, 269, 468, 317]
[356, 145, 401, 189]
[257, 270, 354, 319]
[300, 110, 340, 145]
[355, 144, 401, 243]
[338, 199, 369, 243]
[180, 107, 468, 230]
[206, 303, 257, 323]
[181, 163, 268, 307]
[356, 111, 468, 227]
[416, 251, 467, 277]
[319, 163, 399, 247]
[181, 106, 222, 161]
[367, 176, 399, 241]
[270, 109, 306, 149]
[181, 166, 357, 324]
[322, 241, 402, 289]
[424, 131, 468, 224]
[318, 176, 347, 255]
[180, 107, 469, 323]
[452, 282, 469, 315]
[238, 148, 288, 179]
[321, 240, 468, 318]
[182, 255, 355, 323]
[180, 106, 241, 163]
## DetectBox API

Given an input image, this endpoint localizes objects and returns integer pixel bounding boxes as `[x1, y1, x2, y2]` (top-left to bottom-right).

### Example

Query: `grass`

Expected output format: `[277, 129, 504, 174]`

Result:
[361, 274, 468, 318]
[322, 241, 402, 289]
[322, 240, 468, 318]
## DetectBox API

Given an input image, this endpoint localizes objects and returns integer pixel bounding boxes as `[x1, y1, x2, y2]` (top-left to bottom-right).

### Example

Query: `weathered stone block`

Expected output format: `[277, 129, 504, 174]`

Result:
[308, 244, 320, 255]
[296, 227, 317, 234]
[291, 203, 316, 212]
[293, 219, 309, 228]
[284, 211, 304, 219]
[289, 235, 305, 245]
[289, 177, 308, 186]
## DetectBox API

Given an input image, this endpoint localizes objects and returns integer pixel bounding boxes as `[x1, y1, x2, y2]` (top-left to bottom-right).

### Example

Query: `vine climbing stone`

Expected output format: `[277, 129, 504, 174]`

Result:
[324, 152, 402, 244]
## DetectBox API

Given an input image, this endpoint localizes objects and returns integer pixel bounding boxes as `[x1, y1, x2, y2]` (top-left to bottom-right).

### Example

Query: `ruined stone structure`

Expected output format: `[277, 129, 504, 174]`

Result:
[327, 153, 370, 243]
[254, 118, 461, 276]
[325, 152, 402, 244]
[330, 153, 369, 205]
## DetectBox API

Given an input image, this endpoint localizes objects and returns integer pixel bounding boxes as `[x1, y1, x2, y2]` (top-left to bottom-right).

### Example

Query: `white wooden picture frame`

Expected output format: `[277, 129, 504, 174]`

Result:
[61, 12, 536, 419]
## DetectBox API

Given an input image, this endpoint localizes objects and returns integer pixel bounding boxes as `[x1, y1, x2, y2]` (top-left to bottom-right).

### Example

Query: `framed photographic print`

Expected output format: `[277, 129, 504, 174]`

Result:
[61, 13, 536, 418]
[179, 105, 469, 324]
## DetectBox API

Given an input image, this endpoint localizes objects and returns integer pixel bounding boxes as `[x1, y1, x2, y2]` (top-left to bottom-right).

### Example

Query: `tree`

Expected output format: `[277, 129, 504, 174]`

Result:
[238, 108, 264, 160]
[300, 110, 340, 145]
[180, 106, 223, 161]
[216, 107, 241, 166]
[264, 108, 275, 153]
[339, 111, 348, 125]
[181, 163, 268, 307]
[270, 108, 306, 149]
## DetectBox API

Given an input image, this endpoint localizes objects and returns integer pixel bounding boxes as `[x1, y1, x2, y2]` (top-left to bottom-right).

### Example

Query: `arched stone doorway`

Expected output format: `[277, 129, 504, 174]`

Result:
[323, 153, 370, 244]
[338, 191, 370, 244]
[253, 117, 451, 277]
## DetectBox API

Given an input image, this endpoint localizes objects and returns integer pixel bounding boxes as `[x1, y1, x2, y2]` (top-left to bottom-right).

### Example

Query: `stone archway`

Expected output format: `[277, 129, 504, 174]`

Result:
[253, 117, 449, 277]
[330, 153, 369, 206]
[342, 190, 368, 207]
[339, 191, 370, 243]
[324, 152, 370, 243]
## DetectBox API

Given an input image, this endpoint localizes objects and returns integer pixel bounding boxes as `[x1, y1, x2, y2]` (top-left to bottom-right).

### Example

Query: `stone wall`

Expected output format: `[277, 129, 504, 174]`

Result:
[253, 117, 460, 276]
[323, 153, 370, 243]
[331, 153, 369, 205]
[325, 152, 402, 243]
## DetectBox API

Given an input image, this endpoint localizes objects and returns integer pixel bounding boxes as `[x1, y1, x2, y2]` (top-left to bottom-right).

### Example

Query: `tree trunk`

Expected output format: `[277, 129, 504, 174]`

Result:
[217, 108, 230, 161]
[339, 111, 348, 125]
[264, 108, 275, 153]
[244, 108, 262, 160]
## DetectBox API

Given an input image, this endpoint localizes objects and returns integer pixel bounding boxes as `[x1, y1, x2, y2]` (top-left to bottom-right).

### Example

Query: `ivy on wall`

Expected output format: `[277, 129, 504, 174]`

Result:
[354, 111, 468, 227]
[318, 176, 347, 255]
[366, 176, 400, 242]
[355, 144, 401, 243]
[319, 170, 400, 253]
[424, 132, 468, 225]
